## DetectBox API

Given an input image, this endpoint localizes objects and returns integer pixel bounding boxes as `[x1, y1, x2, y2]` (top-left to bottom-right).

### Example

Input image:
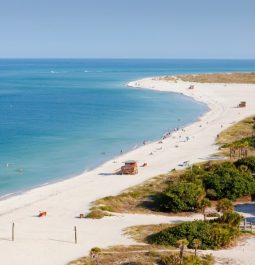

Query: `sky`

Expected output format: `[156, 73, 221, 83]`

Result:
[0, 0, 254, 59]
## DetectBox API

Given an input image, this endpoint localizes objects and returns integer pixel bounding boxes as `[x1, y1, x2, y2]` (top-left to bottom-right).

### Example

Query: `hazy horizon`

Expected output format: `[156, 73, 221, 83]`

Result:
[0, 0, 254, 59]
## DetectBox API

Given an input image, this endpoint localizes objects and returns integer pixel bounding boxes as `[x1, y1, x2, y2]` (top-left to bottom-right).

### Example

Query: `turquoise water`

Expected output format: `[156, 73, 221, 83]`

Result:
[1, 59, 255, 197]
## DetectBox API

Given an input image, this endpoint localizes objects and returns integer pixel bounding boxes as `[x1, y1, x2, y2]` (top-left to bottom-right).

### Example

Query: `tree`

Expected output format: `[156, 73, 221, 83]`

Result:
[200, 198, 211, 221]
[192, 239, 201, 257]
[216, 199, 233, 214]
[176, 239, 189, 265]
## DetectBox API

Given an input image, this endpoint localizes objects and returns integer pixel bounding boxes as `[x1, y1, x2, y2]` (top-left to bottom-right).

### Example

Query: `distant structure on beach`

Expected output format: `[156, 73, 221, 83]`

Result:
[119, 160, 138, 175]
[238, 101, 246, 108]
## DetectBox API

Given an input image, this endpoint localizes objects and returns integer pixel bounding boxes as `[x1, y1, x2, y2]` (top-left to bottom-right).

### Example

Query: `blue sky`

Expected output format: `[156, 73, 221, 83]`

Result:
[0, 0, 254, 58]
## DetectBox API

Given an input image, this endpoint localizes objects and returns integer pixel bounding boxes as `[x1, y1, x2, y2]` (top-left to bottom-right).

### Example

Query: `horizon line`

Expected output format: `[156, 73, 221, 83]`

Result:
[0, 57, 255, 60]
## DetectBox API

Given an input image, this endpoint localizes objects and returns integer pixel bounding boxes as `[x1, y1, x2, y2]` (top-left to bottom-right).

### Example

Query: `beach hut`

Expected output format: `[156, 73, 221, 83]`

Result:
[238, 101, 246, 108]
[120, 160, 138, 175]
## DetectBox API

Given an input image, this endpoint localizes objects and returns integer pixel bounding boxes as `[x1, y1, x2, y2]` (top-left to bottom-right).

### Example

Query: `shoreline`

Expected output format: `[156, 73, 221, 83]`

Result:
[0, 84, 208, 202]
[1, 76, 255, 265]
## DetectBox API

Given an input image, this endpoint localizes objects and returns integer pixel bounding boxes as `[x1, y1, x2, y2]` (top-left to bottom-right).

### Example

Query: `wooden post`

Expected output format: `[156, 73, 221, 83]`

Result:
[12, 223, 15, 241]
[74, 226, 77, 244]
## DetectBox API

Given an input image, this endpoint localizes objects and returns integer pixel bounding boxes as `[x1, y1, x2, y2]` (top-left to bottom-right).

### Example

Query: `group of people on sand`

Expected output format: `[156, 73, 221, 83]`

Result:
[161, 126, 188, 141]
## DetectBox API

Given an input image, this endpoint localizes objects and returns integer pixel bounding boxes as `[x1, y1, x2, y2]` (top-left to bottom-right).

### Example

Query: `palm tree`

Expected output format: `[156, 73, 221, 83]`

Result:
[90, 247, 101, 265]
[240, 141, 249, 158]
[200, 198, 211, 221]
[192, 239, 201, 257]
[176, 239, 189, 265]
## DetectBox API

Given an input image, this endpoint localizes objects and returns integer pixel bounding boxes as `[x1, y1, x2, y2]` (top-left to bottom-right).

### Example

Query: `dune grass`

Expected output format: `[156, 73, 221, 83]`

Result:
[162, 72, 255, 84]
[217, 116, 255, 146]
[216, 115, 255, 158]
[124, 224, 174, 243]
[68, 245, 177, 265]
[88, 171, 183, 215]
[68, 244, 214, 265]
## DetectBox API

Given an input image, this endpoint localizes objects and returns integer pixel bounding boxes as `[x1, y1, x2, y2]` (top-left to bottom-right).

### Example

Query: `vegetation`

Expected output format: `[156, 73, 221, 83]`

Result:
[89, 247, 102, 265]
[158, 160, 255, 212]
[69, 245, 214, 265]
[234, 156, 255, 172]
[89, 173, 179, 215]
[218, 212, 243, 227]
[162, 72, 255, 84]
[86, 210, 109, 219]
[217, 115, 255, 158]
[202, 162, 255, 200]
[193, 239, 201, 257]
[216, 199, 234, 214]
[156, 181, 204, 212]
[161, 253, 214, 265]
[124, 224, 174, 243]
[147, 218, 240, 250]
[176, 239, 189, 264]
[222, 136, 255, 149]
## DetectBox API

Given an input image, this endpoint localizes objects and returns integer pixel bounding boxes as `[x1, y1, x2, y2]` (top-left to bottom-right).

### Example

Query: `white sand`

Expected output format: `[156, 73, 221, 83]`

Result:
[0, 77, 255, 265]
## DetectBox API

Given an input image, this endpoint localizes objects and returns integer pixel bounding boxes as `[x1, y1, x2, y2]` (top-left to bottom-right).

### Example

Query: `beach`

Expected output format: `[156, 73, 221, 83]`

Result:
[0, 77, 255, 265]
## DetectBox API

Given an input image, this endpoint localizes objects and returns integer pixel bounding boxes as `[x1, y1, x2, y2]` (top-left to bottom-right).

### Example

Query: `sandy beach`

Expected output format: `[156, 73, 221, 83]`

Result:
[1, 77, 255, 265]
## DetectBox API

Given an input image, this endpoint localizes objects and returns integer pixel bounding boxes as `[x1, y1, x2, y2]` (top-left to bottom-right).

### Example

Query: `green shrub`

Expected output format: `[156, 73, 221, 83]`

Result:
[203, 162, 255, 200]
[153, 159, 255, 213]
[147, 220, 239, 250]
[218, 212, 243, 227]
[157, 181, 204, 212]
[234, 156, 255, 172]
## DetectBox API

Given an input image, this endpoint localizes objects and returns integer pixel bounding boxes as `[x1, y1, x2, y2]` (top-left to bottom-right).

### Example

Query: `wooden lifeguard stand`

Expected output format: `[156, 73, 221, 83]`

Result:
[120, 160, 138, 175]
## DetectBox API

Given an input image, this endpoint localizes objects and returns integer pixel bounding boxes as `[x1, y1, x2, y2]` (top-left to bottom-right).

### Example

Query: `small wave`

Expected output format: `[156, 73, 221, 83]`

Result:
[0, 192, 16, 200]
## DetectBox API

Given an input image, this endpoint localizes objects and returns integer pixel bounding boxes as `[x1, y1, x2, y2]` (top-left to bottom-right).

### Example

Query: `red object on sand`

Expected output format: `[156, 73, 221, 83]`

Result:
[38, 211, 47, 217]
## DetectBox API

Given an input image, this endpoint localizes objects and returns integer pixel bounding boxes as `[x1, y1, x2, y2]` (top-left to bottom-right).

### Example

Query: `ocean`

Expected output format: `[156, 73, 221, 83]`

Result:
[0, 59, 255, 197]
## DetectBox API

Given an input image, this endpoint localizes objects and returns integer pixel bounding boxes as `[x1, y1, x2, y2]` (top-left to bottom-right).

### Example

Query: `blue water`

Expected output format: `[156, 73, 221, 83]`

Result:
[1, 59, 255, 197]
